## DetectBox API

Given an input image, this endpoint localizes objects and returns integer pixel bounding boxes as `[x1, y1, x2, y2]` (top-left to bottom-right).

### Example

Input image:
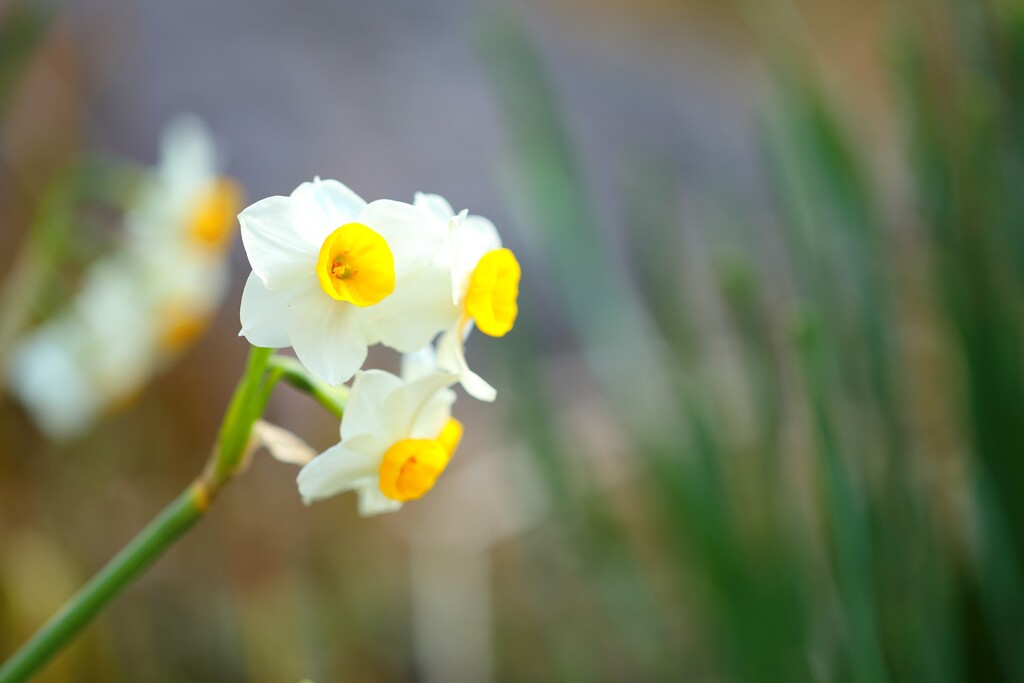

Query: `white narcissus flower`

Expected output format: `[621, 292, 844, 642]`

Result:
[296, 369, 463, 516]
[7, 115, 240, 441]
[140, 250, 231, 355]
[124, 115, 241, 354]
[410, 193, 522, 402]
[238, 178, 445, 385]
[126, 114, 243, 258]
[9, 259, 156, 440]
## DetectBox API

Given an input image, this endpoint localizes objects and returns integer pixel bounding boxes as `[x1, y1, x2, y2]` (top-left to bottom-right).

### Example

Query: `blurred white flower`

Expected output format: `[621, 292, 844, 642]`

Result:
[126, 114, 242, 257]
[296, 369, 462, 516]
[9, 259, 155, 440]
[141, 250, 230, 355]
[125, 115, 241, 353]
[406, 193, 521, 402]
[7, 115, 239, 440]
[238, 178, 445, 385]
[9, 319, 97, 441]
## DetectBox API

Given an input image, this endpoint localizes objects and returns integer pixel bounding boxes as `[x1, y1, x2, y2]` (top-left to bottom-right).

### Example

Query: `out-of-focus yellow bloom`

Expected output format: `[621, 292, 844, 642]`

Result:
[188, 177, 244, 251]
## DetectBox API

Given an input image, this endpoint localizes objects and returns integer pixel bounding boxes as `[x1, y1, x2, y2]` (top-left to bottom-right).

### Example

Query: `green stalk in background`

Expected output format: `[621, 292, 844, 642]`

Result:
[479, 2, 1024, 681]
[0, 347, 333, 683]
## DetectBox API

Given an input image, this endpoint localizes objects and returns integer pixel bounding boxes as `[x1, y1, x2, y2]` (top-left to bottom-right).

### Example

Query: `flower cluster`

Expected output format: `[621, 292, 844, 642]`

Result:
[239, 179, 520, 515]
[9, 116, 241, 440]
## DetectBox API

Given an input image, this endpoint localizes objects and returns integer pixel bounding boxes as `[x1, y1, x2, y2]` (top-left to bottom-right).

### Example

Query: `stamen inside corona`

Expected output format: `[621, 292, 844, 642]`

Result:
[316, 223, 395, 306]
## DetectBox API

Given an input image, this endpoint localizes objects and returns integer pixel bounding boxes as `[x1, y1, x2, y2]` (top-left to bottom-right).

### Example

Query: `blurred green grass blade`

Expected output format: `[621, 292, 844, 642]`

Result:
[0, 2, 50, 118]
[476, 9, 677, 434]
[896, 12, 1024, 675]
[793, 307, 887, 683]
[714, 249, 784, 455]
[621, 153, 696, 361]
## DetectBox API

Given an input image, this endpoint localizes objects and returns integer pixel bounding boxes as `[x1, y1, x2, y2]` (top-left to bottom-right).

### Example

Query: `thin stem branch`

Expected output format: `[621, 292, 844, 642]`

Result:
[0, 483, 207, 683]
[267, 355, 348, 420]
[0, 346, 275, 683]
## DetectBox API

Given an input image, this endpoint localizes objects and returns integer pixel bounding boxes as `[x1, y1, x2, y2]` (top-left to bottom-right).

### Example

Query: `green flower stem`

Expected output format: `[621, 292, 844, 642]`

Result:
[0, 483, 207, 683]
[266, 355, 348, 420]
[0, 346, 275, 683]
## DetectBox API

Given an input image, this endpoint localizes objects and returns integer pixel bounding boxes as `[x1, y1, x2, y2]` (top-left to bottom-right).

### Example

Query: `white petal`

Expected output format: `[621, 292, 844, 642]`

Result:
[143, 248, 229, 315]
[239, 272, 306, 348]
[153, 114, 218, 214]
[253, 420, 318, 466]
[451, 215, 503, 300]
[437, 326, 497, 402]
[73, 259, 155, 394]
[240, 195, 318, 290]
[462, 215, 502, 254]
[290, 177, 367, 244]
[340, 370, 404, 442]
[286, 290, 369, 386]
[297, 443, 379, 504]
[368, 265, 460, 353]
[8, 325, 96, 441]
[357, 199, 444, 274]
[383, 370, 457, 438]
[401, 345, 439, 383]
[413, 192, 455, 220]
[409, 386, 457, 439]
[160, 115, 217, 180]
[355, 478, 404, 516]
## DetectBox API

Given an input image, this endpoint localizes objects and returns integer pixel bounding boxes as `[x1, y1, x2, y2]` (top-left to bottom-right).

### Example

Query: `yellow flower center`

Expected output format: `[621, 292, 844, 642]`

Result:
[316, 223, 396, 306]
[379, 418, 463, 502]
[188, 178, 243, 250]
[465, 248, 520, 337]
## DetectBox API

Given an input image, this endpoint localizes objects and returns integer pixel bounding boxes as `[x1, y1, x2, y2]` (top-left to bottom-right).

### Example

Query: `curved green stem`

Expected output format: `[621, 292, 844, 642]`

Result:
[267, 355, 348, 420]
[0, 483, 207, 683]
[0, 346, 275, 683]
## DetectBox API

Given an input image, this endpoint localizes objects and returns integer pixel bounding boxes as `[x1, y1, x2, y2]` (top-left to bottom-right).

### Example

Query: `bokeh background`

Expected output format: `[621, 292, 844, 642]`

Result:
[3, 0, 1024, 681]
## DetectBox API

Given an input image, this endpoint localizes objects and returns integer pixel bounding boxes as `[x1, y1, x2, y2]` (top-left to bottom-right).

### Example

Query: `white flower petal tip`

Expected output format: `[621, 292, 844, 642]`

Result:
[253, 420, 318, 466]
[401, 346, 439, 382]
[436, 327, 497, 403]
[356, 484, 405, 517]
[461, 371, 497, 403]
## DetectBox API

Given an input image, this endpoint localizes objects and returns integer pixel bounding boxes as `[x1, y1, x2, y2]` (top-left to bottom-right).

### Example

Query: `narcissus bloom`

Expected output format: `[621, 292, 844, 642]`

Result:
[7, 115, 238, 441]
[125, 114, 239, 354]
[412, 193, 521, 402]
[239, 178, 445, 385]
[127, 115, 242, 256]
[297, 369, 462, 516]
[9, 259, 156, 440]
